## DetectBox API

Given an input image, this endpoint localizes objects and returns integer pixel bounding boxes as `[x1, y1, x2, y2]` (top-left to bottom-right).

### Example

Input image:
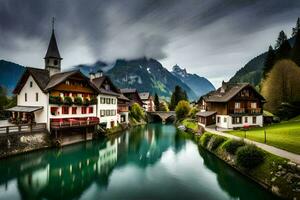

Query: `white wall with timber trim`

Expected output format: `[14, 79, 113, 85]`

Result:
[142, 99, 155, 112]
[17, 75, 49, 125]
[117, 112, 129, 124]
[97, 94, 118, 129]
[216, 115, 263, 129]
[48, 105, 97, 119]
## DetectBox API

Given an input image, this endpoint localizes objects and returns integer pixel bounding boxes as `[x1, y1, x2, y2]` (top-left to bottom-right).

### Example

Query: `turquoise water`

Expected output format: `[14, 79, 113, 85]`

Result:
[0, 124, 279, 200]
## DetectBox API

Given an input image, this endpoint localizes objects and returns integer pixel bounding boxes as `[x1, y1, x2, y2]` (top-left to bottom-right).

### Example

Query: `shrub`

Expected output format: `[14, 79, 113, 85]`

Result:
[74, 97, 83, 105]
[130, 103, 145, 122]
[200, 133, 213, 147]
[222, 139, 245, 155]
[188, 107, 199, 119]
[159, 101, 169, 112]
[175, 100, 191, 119]
[49, 96, 63, 105]
[236, 145, 265, 169]
[90, 97, 97, 105]
[209, 135, 226, 150]
[63, 96, 73, 106]
[83, 98, 90, 106]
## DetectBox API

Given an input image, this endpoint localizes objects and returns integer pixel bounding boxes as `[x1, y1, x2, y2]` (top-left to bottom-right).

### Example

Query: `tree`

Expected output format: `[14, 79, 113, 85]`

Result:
[275, 30, 288, 49]
[154, 93, 160, 111]
[130, 103, 145, 122]
[169, 85, 188, 110]
[292, 17, 300, 37]
[263, 45, 276, 79]
[276, 40, 291, 60]
[175, 100, 191, 120]
[159, 101, 169, 112]
[291, 28, 300, 67]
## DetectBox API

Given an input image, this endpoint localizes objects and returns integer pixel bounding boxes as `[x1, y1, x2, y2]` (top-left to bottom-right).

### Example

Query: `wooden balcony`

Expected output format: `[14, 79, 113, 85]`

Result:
[50, 117, 99, 129]
[247, 108, 262, 114]
[118, 104, 129, 112]
[230, 108, 262, 115]
[233, 108, 246, 114]
[0, 123, 47, 135]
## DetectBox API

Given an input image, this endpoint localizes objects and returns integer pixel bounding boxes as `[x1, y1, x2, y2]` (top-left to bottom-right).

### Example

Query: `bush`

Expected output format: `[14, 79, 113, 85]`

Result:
[175, 100, 191, 119]
[49, 96, 63, 105]
[130, 103, 145, 122]
[90, 97, 97, 105]
[63, 96, 73, 106]
[83, 98, 90, 106]
[222, 139, 245, 155]
[74, 97, 83, 105]
[159, 101, 169, 111]
[189, 107, 199, 119]
[236, 145, 265, 169]
[200, 133, 213, 147]
[209, 135, 226, 150]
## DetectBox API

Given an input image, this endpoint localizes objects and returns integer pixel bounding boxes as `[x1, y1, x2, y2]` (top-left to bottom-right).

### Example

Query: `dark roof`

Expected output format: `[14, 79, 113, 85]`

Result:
[196, 111, 216, 117]
[91, 76, 120, 96]
[120, 88, 137, 94]
[201, 82, 265, 103]
[44, 30, 62, 60]
[13, 67, 50, 94]
[139, 92, 150, 100]
[118, 94, 130, 101]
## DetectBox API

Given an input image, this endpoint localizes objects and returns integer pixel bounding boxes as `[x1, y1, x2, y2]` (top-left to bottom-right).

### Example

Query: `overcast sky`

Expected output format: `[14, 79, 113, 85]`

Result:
[1, 0, 300, 87]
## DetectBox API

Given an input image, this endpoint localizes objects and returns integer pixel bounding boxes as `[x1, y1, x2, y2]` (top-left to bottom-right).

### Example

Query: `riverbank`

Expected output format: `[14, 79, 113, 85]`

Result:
[178, 121, 300, 199]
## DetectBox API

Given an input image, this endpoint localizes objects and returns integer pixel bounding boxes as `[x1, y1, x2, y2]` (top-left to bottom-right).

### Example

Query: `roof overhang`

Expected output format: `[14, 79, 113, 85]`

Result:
[6, 106, 43, 113]
[196, 111, 217, 117]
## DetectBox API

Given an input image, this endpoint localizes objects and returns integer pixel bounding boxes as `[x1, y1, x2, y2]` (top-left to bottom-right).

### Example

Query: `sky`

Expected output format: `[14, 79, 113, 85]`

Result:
[1, 0, 300, 87]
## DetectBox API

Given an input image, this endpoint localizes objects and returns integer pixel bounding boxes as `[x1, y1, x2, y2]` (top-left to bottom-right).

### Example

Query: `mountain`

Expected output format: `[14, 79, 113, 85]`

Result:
[105, 58, 198, 100]
[171, 65, 215, 97]
[0, 60, 25, 95]
[229, 37, 296, 87]
[72, 60, 114, 75]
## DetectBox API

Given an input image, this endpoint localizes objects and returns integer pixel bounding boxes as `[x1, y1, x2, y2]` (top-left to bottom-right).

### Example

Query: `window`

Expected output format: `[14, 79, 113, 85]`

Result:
[81, 107, 87, 114]
[30, 81, 33, 87]
[232, 117, 242, 124]
[217, 117, 220, 123]
[62, 107, 69, 114]
[72, 107, 77, 114]
[25, 93, 27, 102]
[251, 102, 257, 109]
[106, 98, 110, 104]
[54, 60, 58, 65]
[224, 117, 227, 123]
[51, 107, 58, 115]
[89, 107, 93, 113]
[253, 116, 257, 124]
[245, 117, 248, 123]
[64, 92, 69, 97]
[106, 110, 110, 116]
[105, 84, 110, 90]
[235, 102, 241, 109]
[66, 80, 70, 85]
[100, 110, 105, 117]
[35, 93, 39, 102]
[100, 97, 105, 104]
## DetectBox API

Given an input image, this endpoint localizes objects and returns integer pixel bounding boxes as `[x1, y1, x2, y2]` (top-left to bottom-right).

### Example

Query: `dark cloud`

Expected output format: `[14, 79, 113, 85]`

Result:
[0, 0, 300, 87]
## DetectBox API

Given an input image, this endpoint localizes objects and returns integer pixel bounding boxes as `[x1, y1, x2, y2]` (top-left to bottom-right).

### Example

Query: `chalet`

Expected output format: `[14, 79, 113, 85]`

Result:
[8, 28, 100, 143]
[120, 88, 144, 107]
[117, 94, 130, 124]
[197, 81, 265, 129]
[90, 72, 120, 128]
[139, 92, 155, 112]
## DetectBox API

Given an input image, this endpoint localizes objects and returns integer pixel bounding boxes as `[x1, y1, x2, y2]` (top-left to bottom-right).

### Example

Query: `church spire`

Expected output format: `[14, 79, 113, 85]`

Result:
[44, 17, 62, 76]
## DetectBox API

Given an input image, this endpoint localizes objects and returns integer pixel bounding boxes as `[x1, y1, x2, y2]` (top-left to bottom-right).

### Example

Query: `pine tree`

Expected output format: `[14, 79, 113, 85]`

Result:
[275, 31, 288, 49]
[154, 93, 160, 111]
[276, 40, 291, 60]
[292, 17, 300, 37]
[263, 46, 276, 79]
[169, 85, 188, 110]
[291, 29, 300, 67]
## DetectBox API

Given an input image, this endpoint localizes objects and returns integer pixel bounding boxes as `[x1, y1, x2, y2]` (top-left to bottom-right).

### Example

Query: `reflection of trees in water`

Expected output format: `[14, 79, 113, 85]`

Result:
[197, 147, 279, 200]
[1, 124, 189, 200]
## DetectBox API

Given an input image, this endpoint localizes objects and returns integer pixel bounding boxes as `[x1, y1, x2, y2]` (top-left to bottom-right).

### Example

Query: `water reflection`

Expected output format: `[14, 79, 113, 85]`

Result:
[0, 124, 278, 200]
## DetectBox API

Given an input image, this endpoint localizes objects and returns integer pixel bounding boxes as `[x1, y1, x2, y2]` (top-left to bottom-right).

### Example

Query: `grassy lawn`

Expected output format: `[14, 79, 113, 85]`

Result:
[182, 118, 199, 132]
[226, 120, 300, 154]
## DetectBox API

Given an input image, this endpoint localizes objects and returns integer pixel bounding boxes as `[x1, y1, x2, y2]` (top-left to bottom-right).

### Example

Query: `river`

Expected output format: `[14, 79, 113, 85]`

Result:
[0, 124, 279, 200]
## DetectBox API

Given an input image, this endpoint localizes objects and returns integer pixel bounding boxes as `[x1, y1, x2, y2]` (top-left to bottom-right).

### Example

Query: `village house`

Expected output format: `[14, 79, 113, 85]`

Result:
[90, 72, 120, 129]
[120, 88, 144, 107]
[117, 94, 130, 124]
[196, 81, 265, 129]
[139, 92, 155, 112]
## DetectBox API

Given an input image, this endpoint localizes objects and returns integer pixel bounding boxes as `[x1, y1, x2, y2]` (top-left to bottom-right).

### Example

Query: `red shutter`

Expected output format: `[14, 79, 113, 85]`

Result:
[89, 107, 93, 113]
[81, 107, 86, 114]
[72, 107, 77, 114]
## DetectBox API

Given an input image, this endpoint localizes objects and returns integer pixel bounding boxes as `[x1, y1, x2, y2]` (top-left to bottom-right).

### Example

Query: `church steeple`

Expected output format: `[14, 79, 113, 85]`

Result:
[44, 17, 62, 76]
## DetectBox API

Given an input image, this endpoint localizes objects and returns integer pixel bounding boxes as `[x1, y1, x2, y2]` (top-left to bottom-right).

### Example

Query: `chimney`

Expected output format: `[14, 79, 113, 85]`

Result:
[220, 81, 227, 93]
[89, 72, 95, 80]
[95, 69, 103, 78]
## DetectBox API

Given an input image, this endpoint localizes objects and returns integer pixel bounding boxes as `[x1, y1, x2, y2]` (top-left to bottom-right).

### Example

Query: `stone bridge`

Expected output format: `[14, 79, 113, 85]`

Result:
[147, 111, 176, 123]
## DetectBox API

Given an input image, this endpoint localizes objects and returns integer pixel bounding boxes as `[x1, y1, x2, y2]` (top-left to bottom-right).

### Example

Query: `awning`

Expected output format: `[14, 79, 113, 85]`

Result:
[196, 111, 217, 117]
[6, 106, 43, 113]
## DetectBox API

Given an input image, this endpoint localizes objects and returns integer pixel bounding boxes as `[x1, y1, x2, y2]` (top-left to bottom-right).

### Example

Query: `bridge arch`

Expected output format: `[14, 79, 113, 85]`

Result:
[147, 111, 176, 124]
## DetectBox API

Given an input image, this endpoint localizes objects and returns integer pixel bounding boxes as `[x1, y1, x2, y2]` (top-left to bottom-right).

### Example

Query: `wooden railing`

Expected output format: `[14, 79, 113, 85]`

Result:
[118, 104, 129, 112]
[0, 123, 47, 135]
[231, 108, 262, 115]
[50, 119, 99, 129]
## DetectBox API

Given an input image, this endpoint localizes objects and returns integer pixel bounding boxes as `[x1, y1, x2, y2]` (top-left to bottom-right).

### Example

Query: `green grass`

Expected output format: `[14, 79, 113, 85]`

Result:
[226, 121, 300, 154]
[289, 115, 300, 121]
[182, 118, 199, 132]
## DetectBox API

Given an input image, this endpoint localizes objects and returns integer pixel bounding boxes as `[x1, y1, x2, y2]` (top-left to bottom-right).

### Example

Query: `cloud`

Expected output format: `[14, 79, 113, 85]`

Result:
[0, 0, 300, 87]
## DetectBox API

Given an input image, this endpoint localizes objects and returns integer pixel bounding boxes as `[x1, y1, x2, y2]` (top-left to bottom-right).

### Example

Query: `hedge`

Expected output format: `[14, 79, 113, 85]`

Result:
[222, 139, 245, 155]
[236, 144, 265, 169]
[209, 135, 227, 150]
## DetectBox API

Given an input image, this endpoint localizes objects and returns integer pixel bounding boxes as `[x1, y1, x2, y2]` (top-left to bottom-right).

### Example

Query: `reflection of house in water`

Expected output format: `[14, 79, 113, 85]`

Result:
[97, 140, 118, 175]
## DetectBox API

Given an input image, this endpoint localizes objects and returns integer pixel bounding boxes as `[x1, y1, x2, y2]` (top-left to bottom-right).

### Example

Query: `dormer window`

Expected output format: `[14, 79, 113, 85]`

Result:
[66, 80, 70, 85]
[54, 60, 58, 65]
[30, 81, 33, 87]
[105, 84, 110, 90]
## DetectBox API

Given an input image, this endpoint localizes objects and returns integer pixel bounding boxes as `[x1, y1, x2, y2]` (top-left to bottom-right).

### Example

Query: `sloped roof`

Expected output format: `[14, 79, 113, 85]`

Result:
[91, 76, 120, 96]
[118, 94, 130, 101]
[44, 70, 78, 90]
[139, 92, 150, 100]
[196, 111, 216, 117]
[120, 88, 137, 94]
[13, 67, 50, 94]
[44, 30, 62, 59]
[201, 82, 265, 103]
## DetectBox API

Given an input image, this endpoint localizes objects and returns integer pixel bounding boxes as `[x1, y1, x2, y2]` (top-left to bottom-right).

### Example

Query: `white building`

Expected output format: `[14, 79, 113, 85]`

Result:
[139, 92, 155, 112]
